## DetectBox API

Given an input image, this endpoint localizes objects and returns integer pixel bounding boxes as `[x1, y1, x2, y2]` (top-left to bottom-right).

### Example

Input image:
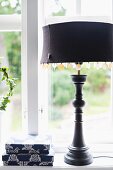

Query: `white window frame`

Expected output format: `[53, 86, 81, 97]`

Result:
[0, 15, 21, 31]
[21, 0, 38, 135]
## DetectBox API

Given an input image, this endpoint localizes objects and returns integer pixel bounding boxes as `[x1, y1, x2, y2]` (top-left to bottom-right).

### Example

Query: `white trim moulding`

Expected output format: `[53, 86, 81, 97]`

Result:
[0, 15, 21, 31]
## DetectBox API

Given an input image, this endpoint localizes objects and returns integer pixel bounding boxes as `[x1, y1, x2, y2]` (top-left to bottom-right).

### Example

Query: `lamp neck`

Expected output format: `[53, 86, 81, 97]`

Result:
[78, 70, 80, 75]
[75, 62, 83, 75]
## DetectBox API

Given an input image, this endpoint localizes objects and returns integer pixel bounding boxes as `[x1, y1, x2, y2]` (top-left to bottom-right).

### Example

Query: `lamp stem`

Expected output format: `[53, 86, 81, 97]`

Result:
[78, 70, 80, 75]
[64, 75, 93, 166]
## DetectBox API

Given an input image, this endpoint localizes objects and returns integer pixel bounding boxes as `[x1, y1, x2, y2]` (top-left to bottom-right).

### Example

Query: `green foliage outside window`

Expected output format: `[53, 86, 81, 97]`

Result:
[51, 67, 110, 106]
[0, 0, 21, 131]
[84, 67, 109, 93]
[0, 0, 21, 14]
[0, 0, 21, 79]
[50, 66, 110, 123]
[51, 70, 74, 106]
[52, 6, 66, 16]
[51, 0, 66, 16]
[0, 0, 21, 80]
[3, 32, 21, 79]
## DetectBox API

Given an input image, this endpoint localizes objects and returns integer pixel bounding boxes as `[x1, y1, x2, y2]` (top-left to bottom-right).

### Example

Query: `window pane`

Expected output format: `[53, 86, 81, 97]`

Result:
[49, 65, 112, 146]
[0, 32, 21, 143]
[44, 0, 76, 17]
[0, 0, 21, 14]
[81, 0, 112, 17]
[41, 0, 113, 149]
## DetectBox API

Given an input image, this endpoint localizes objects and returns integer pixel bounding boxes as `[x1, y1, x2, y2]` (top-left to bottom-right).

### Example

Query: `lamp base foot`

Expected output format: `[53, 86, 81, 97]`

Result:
[64, 146, 93, 166]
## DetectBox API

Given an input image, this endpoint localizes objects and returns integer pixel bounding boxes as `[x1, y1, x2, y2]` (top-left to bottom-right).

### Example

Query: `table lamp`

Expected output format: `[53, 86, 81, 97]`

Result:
[40, 21, 113, 166]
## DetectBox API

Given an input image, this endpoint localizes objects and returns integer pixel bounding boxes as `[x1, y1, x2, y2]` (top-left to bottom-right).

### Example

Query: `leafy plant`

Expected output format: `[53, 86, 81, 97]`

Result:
[0, 67, 16, 111]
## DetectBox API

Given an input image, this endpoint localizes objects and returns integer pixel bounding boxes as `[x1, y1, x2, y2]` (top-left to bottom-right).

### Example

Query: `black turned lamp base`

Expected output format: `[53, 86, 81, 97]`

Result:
[64, 146, 93, 166]
[64, 75, 93, 166]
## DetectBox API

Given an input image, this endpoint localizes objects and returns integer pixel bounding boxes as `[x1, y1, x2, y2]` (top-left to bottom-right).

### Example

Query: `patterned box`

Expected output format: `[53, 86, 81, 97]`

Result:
[2, 153, 54, 162]
[3, 161, 53, 166]
[5, 144, 50, 154]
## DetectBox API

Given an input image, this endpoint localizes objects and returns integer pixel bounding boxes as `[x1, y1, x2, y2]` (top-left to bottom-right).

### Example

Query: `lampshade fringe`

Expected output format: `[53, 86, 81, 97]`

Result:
[41, 62, 113, 71]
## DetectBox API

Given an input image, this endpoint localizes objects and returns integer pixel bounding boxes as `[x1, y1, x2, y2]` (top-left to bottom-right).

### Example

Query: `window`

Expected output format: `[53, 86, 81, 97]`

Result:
[0, 0, 39, 154]
[1, 0, 112, 157]
[0, 0, 38, 157]
[38, 0, 113, 151]
[0, 0, 21, 145]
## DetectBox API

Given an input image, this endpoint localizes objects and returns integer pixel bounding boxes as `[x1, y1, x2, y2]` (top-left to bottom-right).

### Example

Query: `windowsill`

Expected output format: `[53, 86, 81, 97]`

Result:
[0, 153, 113, 169]
[54, 153, 113, 168]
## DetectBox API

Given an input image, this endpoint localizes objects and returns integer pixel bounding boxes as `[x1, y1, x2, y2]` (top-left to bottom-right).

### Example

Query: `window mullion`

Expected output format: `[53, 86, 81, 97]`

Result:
[21, 0, 38, 135]
[76, 0, 81, 16]
[0, 15, 21, 31]
[38, 0, 50, 133]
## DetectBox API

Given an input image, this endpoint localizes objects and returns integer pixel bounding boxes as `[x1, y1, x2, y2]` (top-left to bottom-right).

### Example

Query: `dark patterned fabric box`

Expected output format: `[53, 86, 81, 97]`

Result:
[5, 144, 50, 154]
[3, 136, 54, 166]
[2, 153, 54, 162]
[3, 161, 53, 166]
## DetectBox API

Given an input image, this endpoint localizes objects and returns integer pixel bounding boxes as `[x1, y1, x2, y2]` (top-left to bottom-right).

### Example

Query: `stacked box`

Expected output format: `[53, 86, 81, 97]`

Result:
[2, 144, 54, 166]
[5, 144, 50, 154]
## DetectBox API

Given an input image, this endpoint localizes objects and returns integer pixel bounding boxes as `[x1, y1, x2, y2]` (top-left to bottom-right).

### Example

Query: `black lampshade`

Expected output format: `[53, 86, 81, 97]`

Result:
[41, 21, 113, 64]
